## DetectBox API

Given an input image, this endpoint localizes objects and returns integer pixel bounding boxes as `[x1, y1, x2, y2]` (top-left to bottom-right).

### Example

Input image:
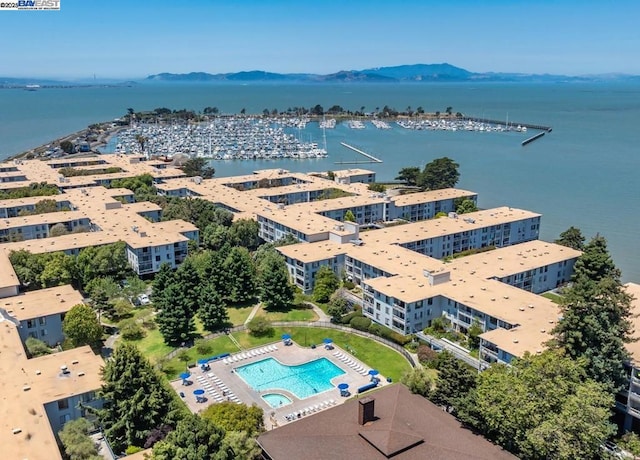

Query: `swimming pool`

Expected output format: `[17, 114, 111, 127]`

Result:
[262, 393, 292, 408]
[236, 357, 345, 399]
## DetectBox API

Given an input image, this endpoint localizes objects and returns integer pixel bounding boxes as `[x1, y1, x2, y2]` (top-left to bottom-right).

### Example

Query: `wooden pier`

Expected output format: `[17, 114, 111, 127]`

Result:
[335, 142, 383, 164]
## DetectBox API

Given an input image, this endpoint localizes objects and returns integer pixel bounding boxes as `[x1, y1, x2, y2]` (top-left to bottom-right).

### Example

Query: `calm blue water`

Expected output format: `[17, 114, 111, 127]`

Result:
[1, 82, 639, 281]
[262, 393, 293, 408]
[236, 357, 345, 399]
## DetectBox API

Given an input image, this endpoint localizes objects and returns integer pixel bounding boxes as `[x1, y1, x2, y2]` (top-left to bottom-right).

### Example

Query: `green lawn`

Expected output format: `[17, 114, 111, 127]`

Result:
[257, 304, 318, 322]
[226, 304, 256, 326]
[275, 327, 412, 382]
[541, 292, 563, 303]
[159, 327, 412, 382]
[124, 327, 174, 363]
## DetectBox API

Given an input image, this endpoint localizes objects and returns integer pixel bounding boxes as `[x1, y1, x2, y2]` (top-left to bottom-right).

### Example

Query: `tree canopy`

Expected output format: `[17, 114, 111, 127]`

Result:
[62, 304, 103, 347]
[455, 198, 478, 214]
[418, 157, 460, 190]
[99, 343, 182, 452]
[457, 350, 615, 459]
[313, 266, 340, 303]
[58, 418, 102, 460]
[202, 402, 264, 435]
[395, 167, 421, 186]
[151, 414, 226, 460]
[258, 252, 294, 311]
[181, 157, 215, 179]
[552, 235, 634, 391]
[555, 226, 586, 251]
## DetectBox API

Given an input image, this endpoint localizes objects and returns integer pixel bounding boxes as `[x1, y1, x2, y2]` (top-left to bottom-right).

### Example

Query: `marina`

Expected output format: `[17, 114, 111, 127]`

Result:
[109, 117, 327, 160]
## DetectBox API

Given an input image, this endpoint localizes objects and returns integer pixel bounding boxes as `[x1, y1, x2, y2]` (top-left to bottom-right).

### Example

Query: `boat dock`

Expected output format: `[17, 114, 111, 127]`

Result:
[461, 116, 552, 132]
[335, 142, 383, 164]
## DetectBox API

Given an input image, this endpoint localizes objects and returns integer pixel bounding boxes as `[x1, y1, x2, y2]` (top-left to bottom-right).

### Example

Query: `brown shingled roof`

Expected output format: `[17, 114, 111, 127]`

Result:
[258, 384, 517, 460]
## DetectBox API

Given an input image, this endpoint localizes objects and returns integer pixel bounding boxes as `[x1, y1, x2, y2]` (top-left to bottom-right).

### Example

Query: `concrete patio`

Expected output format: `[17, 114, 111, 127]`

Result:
[170, 340, 389, 430]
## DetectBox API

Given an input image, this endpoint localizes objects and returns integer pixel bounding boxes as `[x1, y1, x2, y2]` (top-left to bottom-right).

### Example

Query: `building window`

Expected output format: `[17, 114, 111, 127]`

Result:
[40, 329, 48, 337]
[39, 317, 46, 326]
[58, 399, 69, 410]
[26, 319, 35, 328]
[155, 255, 161, 262]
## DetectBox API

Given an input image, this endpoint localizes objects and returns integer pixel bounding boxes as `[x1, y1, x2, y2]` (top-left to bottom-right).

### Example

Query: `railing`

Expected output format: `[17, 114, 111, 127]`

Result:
[416, 331, 483, 370]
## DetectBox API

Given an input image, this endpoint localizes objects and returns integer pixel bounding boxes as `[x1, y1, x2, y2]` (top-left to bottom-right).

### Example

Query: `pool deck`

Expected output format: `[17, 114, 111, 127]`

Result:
[170, 341, 389, 430]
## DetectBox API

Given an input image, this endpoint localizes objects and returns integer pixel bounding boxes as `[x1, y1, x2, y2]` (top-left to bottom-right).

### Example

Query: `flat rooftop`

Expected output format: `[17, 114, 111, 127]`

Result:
[2, 285, 85, 320]
[0, 316, 104, 460]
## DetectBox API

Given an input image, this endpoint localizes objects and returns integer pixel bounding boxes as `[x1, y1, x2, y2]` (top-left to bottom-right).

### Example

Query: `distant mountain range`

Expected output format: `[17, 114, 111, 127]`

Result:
[145, 63, 640, 83]
[2, 64, 639, 87]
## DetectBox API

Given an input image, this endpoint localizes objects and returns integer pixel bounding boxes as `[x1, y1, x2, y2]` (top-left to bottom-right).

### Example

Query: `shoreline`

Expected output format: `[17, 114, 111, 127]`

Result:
[5, 110, 549, 163]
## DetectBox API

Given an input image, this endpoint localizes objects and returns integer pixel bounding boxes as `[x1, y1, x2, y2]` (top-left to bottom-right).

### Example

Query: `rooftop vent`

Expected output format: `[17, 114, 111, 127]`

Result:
[12, 428, 21, 435]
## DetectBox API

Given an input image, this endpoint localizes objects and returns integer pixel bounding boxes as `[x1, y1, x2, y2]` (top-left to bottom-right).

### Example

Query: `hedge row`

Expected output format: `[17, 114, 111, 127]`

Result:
[338, 310, 412, 347]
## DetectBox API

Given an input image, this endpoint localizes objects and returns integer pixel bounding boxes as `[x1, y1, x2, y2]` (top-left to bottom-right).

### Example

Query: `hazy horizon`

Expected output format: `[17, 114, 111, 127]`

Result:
[1, 0, 639, 79]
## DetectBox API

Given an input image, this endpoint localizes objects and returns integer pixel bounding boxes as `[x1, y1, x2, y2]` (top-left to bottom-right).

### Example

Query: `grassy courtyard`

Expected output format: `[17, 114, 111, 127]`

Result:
[158, 326, 412, 382]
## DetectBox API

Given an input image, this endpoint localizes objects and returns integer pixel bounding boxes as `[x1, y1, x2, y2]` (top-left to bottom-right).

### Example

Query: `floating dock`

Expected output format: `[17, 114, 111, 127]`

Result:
[521, 131, 546, 146]
[335, 142, 383, 164]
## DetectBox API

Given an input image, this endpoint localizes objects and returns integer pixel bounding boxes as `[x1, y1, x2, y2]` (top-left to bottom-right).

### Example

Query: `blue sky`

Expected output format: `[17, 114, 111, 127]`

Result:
[1, 0, 638, 79]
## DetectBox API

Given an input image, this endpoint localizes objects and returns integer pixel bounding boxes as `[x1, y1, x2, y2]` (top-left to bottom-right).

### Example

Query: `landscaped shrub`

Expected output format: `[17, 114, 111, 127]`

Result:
[417, 345, 439, 367]
[247, 317, 274, 337]
[119, 319, 145, 340]
[195, 339, 213, 355]
[350, 315, 371, 331]
[340, 309, 363, 325]
[25, 336, 51, 357]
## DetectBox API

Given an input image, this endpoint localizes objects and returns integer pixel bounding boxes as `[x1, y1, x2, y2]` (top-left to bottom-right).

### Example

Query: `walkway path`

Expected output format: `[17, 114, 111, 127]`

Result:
[244, 302, 262, 325]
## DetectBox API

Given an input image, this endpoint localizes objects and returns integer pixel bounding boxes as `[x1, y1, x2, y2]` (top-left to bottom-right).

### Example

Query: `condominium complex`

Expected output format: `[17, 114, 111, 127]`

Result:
[0, 153, 595, 457]
[0, 285, 104, 460]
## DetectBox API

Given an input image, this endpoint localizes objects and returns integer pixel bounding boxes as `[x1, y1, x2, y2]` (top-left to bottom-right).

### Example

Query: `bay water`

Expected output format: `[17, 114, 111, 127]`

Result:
[1, 82, 639, 281]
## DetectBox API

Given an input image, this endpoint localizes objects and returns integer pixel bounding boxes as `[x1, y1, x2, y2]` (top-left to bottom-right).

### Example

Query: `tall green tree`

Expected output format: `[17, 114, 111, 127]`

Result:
[58, 418, 102, 460]
[400, 367, 435, 397]
[198, 284, 229, 333]
[313, 266, 340, 303]
[99, 343, 181, 453]
[63, 304, 103, 347]
[228, 218, 261, 250]
[418, 157, 460, 191]
[553, 235, 634, 391]
[202, 223, 229, 251]
[181, 157, 215, 179]
[555, 226, 586, 251]
[457, 350, 615, 459]
[395, 166, 421, 186]
[151, 414, 226, 460]
[223, 247, 256, 303]
[211, 245, 233, 294]
[39, 251, 76, 287]
[174, 256, 202, 317]
[258, 252, 294, 311]
[429, 351, 477, 407]
[76, 242, 130, 288]
[156, 283, 196, 345]
[455, 198, 478, 214]
[343, 210, 356, 222]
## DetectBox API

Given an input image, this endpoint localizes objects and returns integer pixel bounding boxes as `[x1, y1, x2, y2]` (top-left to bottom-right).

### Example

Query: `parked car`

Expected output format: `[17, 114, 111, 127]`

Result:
[137, 294, 150, 305]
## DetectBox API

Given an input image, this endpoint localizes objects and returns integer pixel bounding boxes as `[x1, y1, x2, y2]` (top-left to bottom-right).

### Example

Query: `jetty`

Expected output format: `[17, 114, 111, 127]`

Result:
[461, 116, 552, 133]
[335, 142, 383, 164]
[522, 131, 546, 146]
